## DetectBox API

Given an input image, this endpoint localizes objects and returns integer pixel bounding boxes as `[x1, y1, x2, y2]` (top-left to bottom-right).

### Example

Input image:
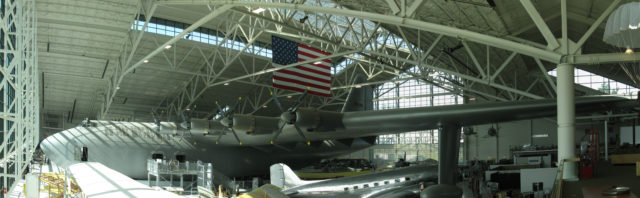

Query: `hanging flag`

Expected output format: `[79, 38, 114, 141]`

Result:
[271, 36, 332, 97]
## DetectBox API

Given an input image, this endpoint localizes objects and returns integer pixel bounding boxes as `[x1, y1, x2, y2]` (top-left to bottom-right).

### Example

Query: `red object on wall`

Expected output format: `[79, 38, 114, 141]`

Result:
[579, 129, 599, 179]
[580, 166, 594, 179]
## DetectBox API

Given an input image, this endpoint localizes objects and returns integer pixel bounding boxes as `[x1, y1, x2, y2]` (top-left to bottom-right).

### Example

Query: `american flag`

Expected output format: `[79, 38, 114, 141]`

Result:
[271, 36, 331, 97]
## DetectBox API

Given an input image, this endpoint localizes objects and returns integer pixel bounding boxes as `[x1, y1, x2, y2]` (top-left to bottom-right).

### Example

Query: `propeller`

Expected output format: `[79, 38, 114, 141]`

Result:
[269, 88, 311, 146]
[179, 105, 196, 130]
[214, 97, 243, 145]
[151, 111, 161, 128]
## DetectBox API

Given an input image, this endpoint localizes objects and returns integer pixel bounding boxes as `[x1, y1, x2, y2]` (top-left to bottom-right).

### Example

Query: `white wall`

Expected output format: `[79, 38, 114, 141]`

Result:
[465, 118, 607, 161]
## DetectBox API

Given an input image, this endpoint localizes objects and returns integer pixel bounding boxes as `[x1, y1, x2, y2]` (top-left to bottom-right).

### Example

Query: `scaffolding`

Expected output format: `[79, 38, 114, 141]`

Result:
[0, 0, 39, 193]
[147, 159, 204, 195]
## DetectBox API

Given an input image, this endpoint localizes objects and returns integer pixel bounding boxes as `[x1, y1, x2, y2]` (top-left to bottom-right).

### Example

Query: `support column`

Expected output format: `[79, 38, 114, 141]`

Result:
[422, 124, 463, 198]
[556, 63, 578, 180]
[438, 125, 461, 184]
[604, 119, 608, 161]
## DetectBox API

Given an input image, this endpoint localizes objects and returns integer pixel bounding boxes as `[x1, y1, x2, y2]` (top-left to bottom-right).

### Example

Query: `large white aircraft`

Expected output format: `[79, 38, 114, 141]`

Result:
[40, 76, 636, 193]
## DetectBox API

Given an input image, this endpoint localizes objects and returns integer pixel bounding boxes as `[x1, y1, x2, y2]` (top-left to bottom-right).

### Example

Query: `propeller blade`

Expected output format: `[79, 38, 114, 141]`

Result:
[293, 124, 310, 146]
[270, 91, 285, 113]
[216, 133, 223, 144]
[230, 128, 242, 146]
[228, 97, 242, 115]
[270, 122, 286, 145]
[180, 110, 187, 123]
[215, 101, 223, 114]
[151, 112, 160, 126]
[292, 88, 310, 111]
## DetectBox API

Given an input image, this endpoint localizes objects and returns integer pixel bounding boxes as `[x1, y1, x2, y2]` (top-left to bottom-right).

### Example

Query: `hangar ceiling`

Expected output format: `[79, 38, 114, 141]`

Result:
[37, 0, 640, 129]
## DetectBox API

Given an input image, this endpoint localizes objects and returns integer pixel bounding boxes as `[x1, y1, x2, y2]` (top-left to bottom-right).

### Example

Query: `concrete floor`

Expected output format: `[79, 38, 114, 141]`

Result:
[563, 161, 640, 197]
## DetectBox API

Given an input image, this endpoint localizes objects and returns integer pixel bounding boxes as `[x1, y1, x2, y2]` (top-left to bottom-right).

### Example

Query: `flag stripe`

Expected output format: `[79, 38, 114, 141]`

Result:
[297, 58, 331, 70]
[298, 44, 330, 56]
[273, 72, 330, 89]
[274, 69, 331, 84]
[273, 64, 330, 79]
[273, 75, 330, 90]
[298, 50, 332, 64]
[296, 65, 331, 77]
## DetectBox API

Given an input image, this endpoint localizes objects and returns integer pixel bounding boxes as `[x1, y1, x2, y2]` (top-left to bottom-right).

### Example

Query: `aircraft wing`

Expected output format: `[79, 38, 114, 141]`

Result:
[290, 95, 636, 133]
[287, 184, 422, 198]
[68, 162, 181, 198]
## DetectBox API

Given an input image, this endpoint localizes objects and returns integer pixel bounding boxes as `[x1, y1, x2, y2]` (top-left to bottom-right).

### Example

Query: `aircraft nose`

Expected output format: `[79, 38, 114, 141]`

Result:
[40, 128, 77, 168]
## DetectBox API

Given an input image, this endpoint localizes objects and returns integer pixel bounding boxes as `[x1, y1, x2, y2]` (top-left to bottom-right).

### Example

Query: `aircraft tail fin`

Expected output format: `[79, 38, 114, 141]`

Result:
[270, 163, 307, 189]
[341, 75, 373, 112]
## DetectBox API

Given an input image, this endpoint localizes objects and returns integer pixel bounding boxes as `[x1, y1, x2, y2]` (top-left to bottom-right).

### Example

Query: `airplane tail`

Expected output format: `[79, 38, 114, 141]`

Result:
[270, 163, 312, 189]
[341, 75, 373, 112]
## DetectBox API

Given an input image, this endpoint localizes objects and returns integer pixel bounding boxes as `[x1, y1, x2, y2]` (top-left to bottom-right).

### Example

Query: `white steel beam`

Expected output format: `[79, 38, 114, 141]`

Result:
[572, 0, 620, 54]
[489, 52, 517, 81]
[461, 40, 487, 79]
[561, 0, 568, 54]
[100, 5, 233, 118]
[385, 0, 400, 15]
[405, 0, 424, 17]
[535, 58, 556, 92]
[0, 0, 38, 191]
[154, 1, 563, 63]
[363, 50, 544, 99]
[124, 2, 157, 68]
[519, 0, 560, 50]
[566, 53, 640, 64]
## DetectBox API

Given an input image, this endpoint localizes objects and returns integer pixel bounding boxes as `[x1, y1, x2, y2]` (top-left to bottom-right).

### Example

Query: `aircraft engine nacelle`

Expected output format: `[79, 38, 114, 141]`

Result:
[189, 119, 227, 135]
[295, 108, 345, 132]
[157, 122, 179, 135]
[232, 115, 280, 135]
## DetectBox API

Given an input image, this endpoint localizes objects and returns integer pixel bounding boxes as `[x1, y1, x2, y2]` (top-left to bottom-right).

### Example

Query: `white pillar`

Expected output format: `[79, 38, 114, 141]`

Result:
[605, 119, 608, 161]
[557, 63, 578, 180]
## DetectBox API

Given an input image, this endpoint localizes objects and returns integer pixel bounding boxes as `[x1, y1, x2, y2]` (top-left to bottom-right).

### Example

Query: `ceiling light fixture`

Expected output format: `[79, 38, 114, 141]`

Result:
[314, 61, 322, 64]
[355, 85, 362, 88]
[262, 105, 268, 108]
[287, 95, 292, 98]
[223, 82, 229, 86]
[164, 45, 172, 49]
[252, 8, 266, 14]
[116, 86, 120, 90]
[143, 59, 149, 63]
[625, 47, 634, 54]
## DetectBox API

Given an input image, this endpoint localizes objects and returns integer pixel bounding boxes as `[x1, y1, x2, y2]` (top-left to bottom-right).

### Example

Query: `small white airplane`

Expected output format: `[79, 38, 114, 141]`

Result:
[270, 163, 438, 198]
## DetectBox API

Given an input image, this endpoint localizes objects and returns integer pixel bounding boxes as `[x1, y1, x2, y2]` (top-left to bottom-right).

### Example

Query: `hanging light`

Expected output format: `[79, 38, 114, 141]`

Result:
[603, 2, 640, 49]
[625, 47, 634, 54]
[252, 8, 266, 14]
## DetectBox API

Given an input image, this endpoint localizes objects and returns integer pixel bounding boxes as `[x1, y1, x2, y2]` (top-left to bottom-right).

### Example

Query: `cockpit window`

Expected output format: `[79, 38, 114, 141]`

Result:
[151, 153, 163, 160]
[176, 154, 186, 162]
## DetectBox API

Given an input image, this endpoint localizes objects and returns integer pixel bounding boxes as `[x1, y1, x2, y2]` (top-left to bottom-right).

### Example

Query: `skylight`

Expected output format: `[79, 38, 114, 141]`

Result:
[132, 17, 272, 58]
[548, 68, 639, 97]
